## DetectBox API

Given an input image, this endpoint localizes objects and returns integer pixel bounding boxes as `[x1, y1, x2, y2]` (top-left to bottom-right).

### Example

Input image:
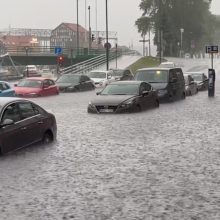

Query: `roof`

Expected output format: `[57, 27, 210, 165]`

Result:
[110, 81, 145, 85]
[0, 97, 28, 107]
[136, 67, 174, 71]
[53, 23, 88, 33]
[20, 77, 53, 81]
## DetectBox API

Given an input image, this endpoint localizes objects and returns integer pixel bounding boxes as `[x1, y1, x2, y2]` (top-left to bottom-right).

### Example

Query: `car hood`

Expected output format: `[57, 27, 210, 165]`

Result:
[15, 87, 41, 94]
[91, 78, 106, 83]
[91, 95, 136, 105]
[150, 83, 168, 90]
[56, 82, 78, 88]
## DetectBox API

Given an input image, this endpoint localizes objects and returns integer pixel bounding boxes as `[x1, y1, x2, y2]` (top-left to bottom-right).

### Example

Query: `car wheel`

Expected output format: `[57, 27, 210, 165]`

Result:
[182, 92, 186, 99]
[42, 131, 53, 144]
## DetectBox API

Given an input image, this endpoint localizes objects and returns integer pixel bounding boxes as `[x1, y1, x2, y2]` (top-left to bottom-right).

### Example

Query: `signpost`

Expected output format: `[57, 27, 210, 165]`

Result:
[205, 45, 218, 97]
[55, 47, 63, 55]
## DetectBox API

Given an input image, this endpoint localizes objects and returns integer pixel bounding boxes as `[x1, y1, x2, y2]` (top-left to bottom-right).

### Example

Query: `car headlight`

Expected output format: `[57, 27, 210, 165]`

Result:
[88, 101, 96, 108]
[120, 99, 135, 108]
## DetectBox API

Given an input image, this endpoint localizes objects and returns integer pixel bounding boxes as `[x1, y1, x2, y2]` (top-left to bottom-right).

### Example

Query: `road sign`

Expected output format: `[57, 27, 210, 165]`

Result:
[206, 45, 218, 53]
[104, 42, 111, 49]
[55, 47, 63, 55]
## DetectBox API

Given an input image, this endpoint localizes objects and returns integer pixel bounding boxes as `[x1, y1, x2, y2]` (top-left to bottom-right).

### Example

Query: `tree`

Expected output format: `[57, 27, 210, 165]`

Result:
[136, 0, 219, 57]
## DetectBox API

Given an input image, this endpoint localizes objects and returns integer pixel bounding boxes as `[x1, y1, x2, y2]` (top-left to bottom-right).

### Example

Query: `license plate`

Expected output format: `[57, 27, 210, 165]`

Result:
[99, 109, 114, 113]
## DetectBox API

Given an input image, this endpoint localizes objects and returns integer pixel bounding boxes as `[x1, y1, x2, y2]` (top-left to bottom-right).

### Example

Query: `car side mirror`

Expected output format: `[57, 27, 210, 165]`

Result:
[0, 119, 14, 128]
[96, 91, 101, 95]
[14, 84, 17, 87]
[142, 91, 149, 96]
[170, 78, 177, 83]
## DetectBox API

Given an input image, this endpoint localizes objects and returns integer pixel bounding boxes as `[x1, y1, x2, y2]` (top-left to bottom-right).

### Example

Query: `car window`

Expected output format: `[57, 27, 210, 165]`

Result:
[48, 80, 55, 86]
[43, 80, 50, 87]
[32, 103, 45, 115]
[1, 103, 21, 123]
[0, 82, 10, 91]
[139, 83, 149, 93]
[80, 75, 88, 82]
[18, 102, 36, 119]
[169, 69, 177, 81]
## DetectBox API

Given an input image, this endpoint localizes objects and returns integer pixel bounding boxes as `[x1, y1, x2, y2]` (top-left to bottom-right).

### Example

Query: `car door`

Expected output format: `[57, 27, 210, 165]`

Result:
[42, 80, 51, 96]
[169, 69, 178, 99]
[84, 75, 94, 90]
[79, 75, 88, 91]
[17, 101, 42, 146]
[48, 79, 58, 95]
[0, 102, 24, 153]
[138, 82, 153, 109]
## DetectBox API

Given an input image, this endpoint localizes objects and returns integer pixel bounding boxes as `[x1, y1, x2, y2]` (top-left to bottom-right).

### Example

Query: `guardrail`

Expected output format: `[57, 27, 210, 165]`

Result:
[59, 51, 122, 75]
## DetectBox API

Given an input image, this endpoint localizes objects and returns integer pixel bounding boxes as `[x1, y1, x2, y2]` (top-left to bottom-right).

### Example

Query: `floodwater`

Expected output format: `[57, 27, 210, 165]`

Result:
[0, 58, 220, 220]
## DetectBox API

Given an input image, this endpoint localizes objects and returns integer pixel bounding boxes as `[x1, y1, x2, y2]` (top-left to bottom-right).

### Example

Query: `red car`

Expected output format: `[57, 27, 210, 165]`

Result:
[14, 77, 59, 97]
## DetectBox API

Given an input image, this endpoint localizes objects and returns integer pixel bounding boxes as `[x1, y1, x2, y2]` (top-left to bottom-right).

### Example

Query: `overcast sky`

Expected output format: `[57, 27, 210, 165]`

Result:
[0, 0, 219, 50]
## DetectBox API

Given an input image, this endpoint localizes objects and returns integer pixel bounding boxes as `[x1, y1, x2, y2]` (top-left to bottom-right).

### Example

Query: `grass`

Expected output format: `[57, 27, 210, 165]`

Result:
[128, 56, 163, 74]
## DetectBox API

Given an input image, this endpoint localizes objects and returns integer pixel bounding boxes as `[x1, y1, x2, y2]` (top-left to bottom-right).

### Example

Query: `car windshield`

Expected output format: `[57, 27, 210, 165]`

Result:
[159, 63, 174, 68]
[101, 84, 139, 95]
[89, 72, 106, 79]
[135, 70, 168, 83]
[57, 75, 80, 83]
[17, 79, 42, 88]
[184, 76, 189, 84]
[191, 74, 203, 81]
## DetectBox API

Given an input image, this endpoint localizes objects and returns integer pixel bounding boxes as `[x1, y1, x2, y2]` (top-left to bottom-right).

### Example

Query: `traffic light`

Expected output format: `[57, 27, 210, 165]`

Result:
[57, 55, 64, 66]
[91, 34, 95, 42]
[98, 37, 102, 44]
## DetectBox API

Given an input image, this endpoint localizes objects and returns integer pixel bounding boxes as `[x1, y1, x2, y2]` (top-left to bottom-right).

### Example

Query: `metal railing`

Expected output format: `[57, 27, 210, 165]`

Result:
[59, 50, 122, 75]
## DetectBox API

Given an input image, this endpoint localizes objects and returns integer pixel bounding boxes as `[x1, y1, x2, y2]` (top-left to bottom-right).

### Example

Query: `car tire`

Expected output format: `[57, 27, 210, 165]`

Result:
[182, 92, 186, 99]
[42, 131, 53, 144]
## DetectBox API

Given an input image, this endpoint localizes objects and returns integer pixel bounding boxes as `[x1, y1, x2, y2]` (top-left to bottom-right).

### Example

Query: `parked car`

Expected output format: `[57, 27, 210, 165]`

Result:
[0, 81, 15, 97]
[14, 77, 59, 97]
[111, 69, 134, 81]
[0, 97, 57, 155]
[87, 70, 115, 87]
[56, 74, 95, 92]
[88, 81, 159, 113]
[189, 72, 208, 91]
[134, 67, 186, 102]
[159, 62, 176, 68]
[184, 74, 198, 96]
[23, 65, 42, 77]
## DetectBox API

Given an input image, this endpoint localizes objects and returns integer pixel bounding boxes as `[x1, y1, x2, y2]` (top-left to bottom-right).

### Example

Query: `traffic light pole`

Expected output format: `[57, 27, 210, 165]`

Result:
[88, 6, 91, 54]
[106, 0, 109, 70]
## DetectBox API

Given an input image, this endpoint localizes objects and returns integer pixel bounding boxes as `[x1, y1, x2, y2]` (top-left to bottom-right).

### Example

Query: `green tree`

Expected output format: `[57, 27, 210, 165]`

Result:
[136, 0, 219, 57]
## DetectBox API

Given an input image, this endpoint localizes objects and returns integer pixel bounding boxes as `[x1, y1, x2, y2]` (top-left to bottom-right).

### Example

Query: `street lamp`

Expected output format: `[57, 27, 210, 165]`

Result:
[24, 47, 29, 77]
[180, 28, 184, 57]
[76, 0, 79, 56]
[88, 5, 91, 52]
[106, 0, 109, 70]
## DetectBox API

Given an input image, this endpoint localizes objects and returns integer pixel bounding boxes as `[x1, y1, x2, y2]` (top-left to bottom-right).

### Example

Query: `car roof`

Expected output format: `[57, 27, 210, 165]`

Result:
[185, 72, 204, 75]
[90, 70, 111, 73]
[109, 80, 148, 85]
[0, 80, 10, 83]
[20, 77, 52, 81]
[136, 67, 175, 71]
[0, 97, 30, 106]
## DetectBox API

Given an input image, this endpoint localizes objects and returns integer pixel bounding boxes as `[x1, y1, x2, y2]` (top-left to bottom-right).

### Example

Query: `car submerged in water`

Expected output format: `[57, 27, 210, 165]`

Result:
[88, 81, 159, 113]
[134, 67, 186, 102]
[188, 72, 208, 91]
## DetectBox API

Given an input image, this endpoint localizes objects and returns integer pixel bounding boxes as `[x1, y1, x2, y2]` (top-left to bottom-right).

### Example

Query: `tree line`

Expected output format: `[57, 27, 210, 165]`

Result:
[135, 0, 220, 57]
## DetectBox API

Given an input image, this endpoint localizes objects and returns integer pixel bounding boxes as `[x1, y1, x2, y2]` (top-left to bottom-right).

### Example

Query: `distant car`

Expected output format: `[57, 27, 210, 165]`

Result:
[87, 70, 115, 87]
[159, 62, 176, 68]
[14, 77, 59, 97]
[111, 69, 134, 81]
[184, 74, 198, 96]
[185, 53, 191, 59]
[88, 81, 159, 113]
[56, 74, 95, 92]
[23, 65, 42, 77]
[0, 97, 57, 155]
[134, 67, 186, 102]
[189, 72, 208, 91]
[0, 81, 15, 97]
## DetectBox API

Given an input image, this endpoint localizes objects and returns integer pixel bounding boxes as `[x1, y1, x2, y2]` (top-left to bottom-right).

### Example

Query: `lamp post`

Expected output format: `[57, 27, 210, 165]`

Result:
[106, 0, 109, 70]
[88, 5, 91, 53]
[180, 28, 184, 57]
[76, 0, 79, 56]
[24, 47, 29, 77]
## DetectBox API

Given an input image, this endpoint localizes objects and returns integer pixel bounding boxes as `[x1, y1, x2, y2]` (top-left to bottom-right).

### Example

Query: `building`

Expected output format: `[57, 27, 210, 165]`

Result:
[50, 23, 89, 52]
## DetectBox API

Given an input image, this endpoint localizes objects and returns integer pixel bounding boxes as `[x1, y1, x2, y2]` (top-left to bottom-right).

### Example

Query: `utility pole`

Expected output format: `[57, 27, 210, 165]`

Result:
[76, 0, 79, 56]
[106, 0, 109, 70]
[88, 6, 91, 53]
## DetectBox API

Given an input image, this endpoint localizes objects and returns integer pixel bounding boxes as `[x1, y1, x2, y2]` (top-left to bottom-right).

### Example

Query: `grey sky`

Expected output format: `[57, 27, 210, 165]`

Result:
[0, 0, 219, 49]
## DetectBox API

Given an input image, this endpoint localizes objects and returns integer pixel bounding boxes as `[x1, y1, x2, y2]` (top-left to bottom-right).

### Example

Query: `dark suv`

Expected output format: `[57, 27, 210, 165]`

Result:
[134, 67, 186, 102]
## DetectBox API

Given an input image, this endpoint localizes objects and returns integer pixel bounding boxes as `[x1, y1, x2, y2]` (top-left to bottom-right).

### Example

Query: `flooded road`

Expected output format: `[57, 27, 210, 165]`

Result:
[0, 58, 220, 220]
